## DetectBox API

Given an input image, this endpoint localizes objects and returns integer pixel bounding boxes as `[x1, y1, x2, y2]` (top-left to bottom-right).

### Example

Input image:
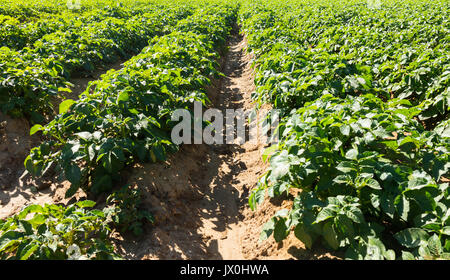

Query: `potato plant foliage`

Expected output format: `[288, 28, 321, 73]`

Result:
[0, 2, 192, 122]
[1, 0, 448, 260]
[0, 0, 238, 260]
[0, 201, 119, 260]
[25, 4, 236, 197]
[242, 0, 450, 260]
[105, 185, 154, 236]
[0, 185, 157, 259]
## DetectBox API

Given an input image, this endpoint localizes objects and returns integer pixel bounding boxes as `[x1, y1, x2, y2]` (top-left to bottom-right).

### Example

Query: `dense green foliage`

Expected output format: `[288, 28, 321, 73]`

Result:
[0, 201, 119, 260]
[1, 0, 237, 260]
[1, 0, 448, 261]
[0, 4, 191, 122]
[0, 10, 125, 50]
[25, 4, 236, 197]
[242, 0, 450, 260]
[0, 186, 157, 259]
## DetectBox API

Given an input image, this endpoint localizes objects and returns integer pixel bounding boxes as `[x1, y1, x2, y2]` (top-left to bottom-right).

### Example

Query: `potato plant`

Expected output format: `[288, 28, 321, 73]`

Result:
[0, 201, 120, 260]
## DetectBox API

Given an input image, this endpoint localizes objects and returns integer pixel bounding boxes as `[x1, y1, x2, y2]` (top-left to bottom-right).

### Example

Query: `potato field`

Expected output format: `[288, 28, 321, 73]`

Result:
[0, 0, 449, 261]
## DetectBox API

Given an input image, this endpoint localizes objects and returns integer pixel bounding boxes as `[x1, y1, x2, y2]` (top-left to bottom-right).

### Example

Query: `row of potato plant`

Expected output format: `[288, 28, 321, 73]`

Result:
[25, 4, 237, 198]
[0, 5, 159, 51]
[0, 5, 192, 123]
[1, 1, 237, 260]
[241, 0, 449, 124]
[0, 0, 152, 20]
[241, 0, 450, 260]
[0, 185, 152, 260]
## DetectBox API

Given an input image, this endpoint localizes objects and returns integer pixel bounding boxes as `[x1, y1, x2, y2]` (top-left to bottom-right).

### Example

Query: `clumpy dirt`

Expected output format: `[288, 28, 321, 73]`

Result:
[114, 28, 339, 260]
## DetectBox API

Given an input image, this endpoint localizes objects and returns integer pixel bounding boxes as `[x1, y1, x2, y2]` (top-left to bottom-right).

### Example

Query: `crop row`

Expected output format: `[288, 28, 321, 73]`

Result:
[1, 1, 237, 260]
[25, 4, 236, 200]
[242, 0, 449, 125]
[241, 0, 450, 260]
[0, 4, 193, 123]
[0, 0, 153, 20]
[0, 4, 161, 51]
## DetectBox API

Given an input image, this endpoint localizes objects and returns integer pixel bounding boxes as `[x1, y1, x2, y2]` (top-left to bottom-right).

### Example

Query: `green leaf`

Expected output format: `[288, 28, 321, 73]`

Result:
[273, 218, 288, 242]
[274, 209, 289, 217]
[270, 151, 291, 179]
[394, 228, 429, 248]
[128, 108, 139, 115]
[315, 206, 337, 223]
[345, 149, 358, 160]
[17, 205, 45, 219]
[27, 214, 46, 226]
[294, 224, 313, 249]
[75, 132, 92, 141]
[333, 175, 352, 184]
[444, 239, 450, 252]
[260, 219, 275, 242]
[19, 243, 39, 260]
[419, 244, 431, 258]
[59, 99, 76, 114]
[117, 91, 129, 104]
[384, 249, 396, 260]
[365, 237, 385, 260]
[30, 125, 43, 136]
[365, 178, 381, 190]
[336, 161, 355, 173]
[335, 215, 355, 239]
[359, 119, 372, 129]
[394, 195, 410, 221]
[346, 207, 364, 224]
[0, 230, 24, 250]
[262, 145, 278, 163]
[87, 144, 96, 161]
[441, 226, 450, 236]
[405, 190, 436, 212]
[75, 200, 96, 209]
[340, 125, 350, 136]
[65, 184, 79, 199]
[322, 221, 339, 250]
[427, 235, 442, 257]
[249, 187, 266, 210]
[19, 220, 33, 235]
[401, 251, 415, 260]
[65, 164, 81, 185]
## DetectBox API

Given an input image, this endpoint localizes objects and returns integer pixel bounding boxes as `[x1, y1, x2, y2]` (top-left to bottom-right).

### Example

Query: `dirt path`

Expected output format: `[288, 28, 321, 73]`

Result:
[202, 29, 265, 260]
[115, 28, 337, 260]
[115, 28, 266, 259]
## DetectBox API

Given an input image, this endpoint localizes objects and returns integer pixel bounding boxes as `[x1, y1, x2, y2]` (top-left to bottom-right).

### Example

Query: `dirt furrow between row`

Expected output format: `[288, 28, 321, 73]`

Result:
[116, 28, 316, 260]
